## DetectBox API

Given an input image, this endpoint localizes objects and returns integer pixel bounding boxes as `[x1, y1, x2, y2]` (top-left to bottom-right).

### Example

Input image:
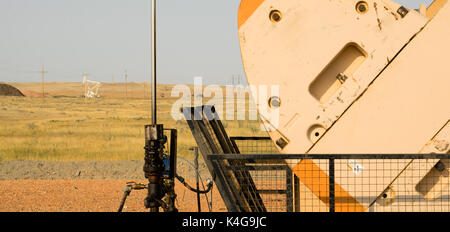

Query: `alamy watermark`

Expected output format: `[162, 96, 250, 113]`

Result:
[170, 77, 280, 132]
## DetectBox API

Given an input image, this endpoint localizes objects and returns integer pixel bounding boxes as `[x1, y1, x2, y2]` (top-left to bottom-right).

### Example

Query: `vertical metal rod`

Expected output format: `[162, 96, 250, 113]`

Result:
[151, 0, 157, 125]
[329, 158, 335, 213]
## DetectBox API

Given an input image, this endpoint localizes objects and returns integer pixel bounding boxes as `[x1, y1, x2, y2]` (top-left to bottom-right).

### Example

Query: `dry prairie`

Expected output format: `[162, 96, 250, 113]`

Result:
[0, 82, 265, 161]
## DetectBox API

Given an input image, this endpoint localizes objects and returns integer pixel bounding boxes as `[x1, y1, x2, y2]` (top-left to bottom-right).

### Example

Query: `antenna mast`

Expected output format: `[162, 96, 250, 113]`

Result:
[151, 0, 157, 124]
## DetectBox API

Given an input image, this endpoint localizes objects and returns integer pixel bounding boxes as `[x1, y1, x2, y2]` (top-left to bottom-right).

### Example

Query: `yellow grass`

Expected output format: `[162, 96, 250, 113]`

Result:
[0, 83, 267, 161]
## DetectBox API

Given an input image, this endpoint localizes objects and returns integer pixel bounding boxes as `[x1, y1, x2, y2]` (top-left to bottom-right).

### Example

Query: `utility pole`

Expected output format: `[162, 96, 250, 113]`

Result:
[124, 70, 128, 99]
[143, 81, 147, 99]
[112, 75, 115, 99]
[151, 0, 157, 125]
[41, 65, 48, 103]
[83, 73, 88, 98]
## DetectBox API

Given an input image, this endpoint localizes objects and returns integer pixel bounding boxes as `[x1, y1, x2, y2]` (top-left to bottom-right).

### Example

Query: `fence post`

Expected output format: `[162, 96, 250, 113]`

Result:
[286, 167, 293, 212]
[329, 158, 335, 213]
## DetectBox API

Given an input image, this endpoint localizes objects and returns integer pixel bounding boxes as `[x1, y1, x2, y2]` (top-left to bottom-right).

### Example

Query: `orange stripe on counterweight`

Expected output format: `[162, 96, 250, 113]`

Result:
[238, 0, 265, 29]
[427, 0, 448, 19]
[293, 159, 366, 212]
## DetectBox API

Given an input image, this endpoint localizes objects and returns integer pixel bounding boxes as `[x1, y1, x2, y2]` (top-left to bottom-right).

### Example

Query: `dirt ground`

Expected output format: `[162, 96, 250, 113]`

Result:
[0, 160, 226, 212]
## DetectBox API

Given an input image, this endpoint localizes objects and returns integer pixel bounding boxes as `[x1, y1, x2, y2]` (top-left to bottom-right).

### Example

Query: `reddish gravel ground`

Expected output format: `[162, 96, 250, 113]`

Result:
[0, 179, 226, 212]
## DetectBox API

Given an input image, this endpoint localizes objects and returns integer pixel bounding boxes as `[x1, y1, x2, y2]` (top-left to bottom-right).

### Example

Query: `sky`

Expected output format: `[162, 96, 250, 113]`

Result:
[0, 0, 434, 85]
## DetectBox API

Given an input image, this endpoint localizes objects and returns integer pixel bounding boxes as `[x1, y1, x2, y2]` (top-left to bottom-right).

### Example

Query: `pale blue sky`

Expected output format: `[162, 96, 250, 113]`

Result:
[0, 0, 434, 84]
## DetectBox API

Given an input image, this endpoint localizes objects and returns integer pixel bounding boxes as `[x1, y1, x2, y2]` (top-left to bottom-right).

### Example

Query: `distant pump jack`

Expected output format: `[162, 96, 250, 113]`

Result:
[82, 73, 101, 98]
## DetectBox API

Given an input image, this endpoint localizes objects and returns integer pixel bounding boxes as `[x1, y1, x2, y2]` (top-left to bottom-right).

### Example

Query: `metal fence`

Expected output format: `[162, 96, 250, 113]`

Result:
[182, 106, 450, 212]
[230, 137, 280, 155]
[208, 154, 450, 212]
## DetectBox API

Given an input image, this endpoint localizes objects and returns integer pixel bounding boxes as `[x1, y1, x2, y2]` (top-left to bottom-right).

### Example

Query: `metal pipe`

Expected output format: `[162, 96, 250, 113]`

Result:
[118, 186, 132, 212]
[151, 0, 157, 125]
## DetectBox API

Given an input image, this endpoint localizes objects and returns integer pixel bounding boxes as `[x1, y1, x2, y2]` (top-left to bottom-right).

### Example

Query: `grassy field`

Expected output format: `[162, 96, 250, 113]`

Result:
[0, 82, 266, 161]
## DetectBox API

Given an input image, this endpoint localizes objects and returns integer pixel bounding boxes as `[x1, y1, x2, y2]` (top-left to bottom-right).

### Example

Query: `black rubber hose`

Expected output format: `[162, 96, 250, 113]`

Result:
[175, 174, 213, 194]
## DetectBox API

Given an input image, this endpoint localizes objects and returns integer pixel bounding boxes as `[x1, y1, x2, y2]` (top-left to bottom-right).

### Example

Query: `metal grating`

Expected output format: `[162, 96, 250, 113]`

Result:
[183, 105, 450, 212]
[183, 106, 266, 212]
[209, 154, 450, 212]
